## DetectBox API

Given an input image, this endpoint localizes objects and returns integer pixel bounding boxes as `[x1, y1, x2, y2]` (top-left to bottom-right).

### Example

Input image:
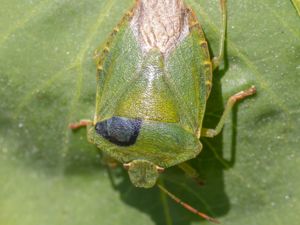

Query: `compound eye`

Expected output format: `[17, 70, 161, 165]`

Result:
[95, 117, 142, 146]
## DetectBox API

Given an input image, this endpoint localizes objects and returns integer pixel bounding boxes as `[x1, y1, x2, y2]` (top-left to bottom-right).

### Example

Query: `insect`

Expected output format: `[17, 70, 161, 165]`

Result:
[70, 0, 256, 223]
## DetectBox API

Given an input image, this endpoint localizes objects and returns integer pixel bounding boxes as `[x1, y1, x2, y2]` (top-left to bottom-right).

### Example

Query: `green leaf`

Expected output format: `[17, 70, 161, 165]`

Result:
[0, 0, 299, 225]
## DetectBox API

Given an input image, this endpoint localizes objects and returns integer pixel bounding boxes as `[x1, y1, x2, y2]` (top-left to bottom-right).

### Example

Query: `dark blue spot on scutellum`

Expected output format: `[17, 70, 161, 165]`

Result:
[95, 117, 142, 146]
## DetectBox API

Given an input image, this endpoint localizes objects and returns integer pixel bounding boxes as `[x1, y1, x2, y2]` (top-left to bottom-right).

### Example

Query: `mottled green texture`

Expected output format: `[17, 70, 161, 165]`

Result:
[89, 120, 202, 167]
[127, 160, 160, 188]
[166, 27, 211, 133]
[0, 0, 299, 225]
[91, 7, 208, 174]
[95, 15, 142, 120]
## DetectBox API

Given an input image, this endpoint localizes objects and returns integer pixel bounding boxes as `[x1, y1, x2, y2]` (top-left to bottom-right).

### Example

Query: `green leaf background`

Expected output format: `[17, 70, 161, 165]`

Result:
[0, 0, 299, 225]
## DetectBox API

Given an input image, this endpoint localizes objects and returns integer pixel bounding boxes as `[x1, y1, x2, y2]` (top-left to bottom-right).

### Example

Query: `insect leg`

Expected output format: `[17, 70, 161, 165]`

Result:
[212, 0, 227, 71]
[178, 162, 205, 186]
[201, 86, 256, 138]
[69, 119, 94, 144]
[68, 119, 93, 130]
[157, 183, 220, 224]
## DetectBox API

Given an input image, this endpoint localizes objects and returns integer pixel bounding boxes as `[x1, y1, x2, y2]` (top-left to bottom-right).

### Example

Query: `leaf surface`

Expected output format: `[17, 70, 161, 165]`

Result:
[0, 0, 299, 225]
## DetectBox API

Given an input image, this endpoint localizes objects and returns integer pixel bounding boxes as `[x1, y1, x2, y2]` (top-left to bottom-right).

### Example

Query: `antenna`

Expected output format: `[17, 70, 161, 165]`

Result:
[157, 183, 220, 224]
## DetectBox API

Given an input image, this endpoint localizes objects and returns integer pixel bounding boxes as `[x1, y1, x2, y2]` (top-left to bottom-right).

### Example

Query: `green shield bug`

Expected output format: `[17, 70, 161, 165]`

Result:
[70, 0, 256, 223]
